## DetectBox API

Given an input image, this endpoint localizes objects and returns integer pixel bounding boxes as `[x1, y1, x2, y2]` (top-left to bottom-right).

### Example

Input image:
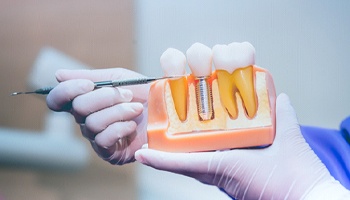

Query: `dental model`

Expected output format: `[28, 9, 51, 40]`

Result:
[147, 42, 276, 152]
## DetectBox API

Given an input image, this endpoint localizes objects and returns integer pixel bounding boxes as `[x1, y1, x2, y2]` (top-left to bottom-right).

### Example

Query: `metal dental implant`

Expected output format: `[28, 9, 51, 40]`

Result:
[195, 77, 214, 120]
[186, 43, 214, 121]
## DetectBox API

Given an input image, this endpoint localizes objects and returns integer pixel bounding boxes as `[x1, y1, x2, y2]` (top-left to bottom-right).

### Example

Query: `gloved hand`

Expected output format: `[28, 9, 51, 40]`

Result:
[135, 93, 350, 199]
[46, 68, 149, 165]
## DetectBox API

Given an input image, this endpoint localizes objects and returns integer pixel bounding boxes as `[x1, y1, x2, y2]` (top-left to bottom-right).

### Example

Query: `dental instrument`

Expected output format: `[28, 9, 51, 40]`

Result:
[11, 76, 183, 96]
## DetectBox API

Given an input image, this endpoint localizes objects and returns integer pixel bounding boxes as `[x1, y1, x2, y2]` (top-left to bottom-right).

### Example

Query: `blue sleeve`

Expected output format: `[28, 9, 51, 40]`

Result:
[300, 116, 350, 190]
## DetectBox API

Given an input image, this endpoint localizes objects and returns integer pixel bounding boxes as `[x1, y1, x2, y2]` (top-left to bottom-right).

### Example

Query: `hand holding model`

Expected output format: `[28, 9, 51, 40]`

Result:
[46, 42, 349, 199]
[46, 68, 149, 165]
[136, 93, 350, 199]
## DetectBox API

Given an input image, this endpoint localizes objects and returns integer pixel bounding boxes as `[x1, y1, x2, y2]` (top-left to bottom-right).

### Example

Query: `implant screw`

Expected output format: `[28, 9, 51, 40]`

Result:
[195, 77, 214, 121]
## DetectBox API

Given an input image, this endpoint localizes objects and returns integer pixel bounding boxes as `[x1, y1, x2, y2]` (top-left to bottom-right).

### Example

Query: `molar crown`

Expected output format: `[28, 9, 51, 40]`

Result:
[213, 42, 255, 72]
[212, 42, 257, 119]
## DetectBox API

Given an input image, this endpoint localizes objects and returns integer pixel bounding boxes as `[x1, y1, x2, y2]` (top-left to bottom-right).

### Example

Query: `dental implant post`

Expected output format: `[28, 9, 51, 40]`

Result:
[186, 43, 214, 121]
[195, 76, 213, 120]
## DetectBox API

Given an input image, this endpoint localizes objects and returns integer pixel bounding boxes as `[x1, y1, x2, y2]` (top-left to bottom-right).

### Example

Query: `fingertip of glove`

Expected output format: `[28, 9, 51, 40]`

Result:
[77, 79, 95, 92]
[135, 149, 148, 165]
[55, 69, 70, 82]
[276, 93, 294, 112]
[46, 95, 60, 112]
[276, 93, 299, 129]
[131, 102, 144, 114]
[135, 145, 154, 165]
[117, 88, 134, 102]
[46, 79, 94, 111]
[277, 93, 290, 104]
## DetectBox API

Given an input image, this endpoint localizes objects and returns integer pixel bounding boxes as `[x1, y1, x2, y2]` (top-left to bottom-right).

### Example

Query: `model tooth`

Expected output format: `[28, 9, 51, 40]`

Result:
[186, 43, 214, 121]
[160, 48, 187, 77]
[160, 48, 188, 121]
[186, 43, 213, 77]
[213, 42, 257, 118]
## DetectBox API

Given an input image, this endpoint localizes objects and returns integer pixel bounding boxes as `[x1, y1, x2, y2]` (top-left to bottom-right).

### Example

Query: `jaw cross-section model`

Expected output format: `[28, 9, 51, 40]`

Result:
[147, 42, 276, 152]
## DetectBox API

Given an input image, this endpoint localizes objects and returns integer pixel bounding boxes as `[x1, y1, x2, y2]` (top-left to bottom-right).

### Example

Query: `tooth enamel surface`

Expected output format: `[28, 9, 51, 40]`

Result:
[213, 42, 255, 73]
[186, 43, 213, 77]
[160, 48, 187, 76]
[160, 48, 188, 121]
[229, 42, 255, 70]
[213, 42, 257, 118]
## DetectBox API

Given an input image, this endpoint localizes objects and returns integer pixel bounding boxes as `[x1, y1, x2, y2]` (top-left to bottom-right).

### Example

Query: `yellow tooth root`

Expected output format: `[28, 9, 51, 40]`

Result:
[217, 66, 257, 119]
[233, 66, 257, 118]
[169, 77, 188, 121]
[216, 70, 238, 118]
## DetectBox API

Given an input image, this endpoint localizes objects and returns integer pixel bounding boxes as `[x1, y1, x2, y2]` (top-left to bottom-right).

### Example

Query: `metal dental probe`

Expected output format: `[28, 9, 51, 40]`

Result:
[11, 76, 184, 96]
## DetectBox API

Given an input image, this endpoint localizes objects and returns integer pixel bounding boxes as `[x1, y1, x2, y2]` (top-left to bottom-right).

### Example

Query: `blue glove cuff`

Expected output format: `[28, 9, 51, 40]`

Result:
[301, 116, 350, 190]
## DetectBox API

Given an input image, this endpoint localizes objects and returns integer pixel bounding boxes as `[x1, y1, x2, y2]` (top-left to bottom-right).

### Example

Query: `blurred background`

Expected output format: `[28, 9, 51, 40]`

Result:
[0, 1, 136, 199]
[1, 0, 349, 200]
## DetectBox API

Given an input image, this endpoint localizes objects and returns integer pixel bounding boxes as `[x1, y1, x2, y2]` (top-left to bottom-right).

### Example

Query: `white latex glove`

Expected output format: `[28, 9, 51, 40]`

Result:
[47, 68, 149, 165]
[135, 93, 350, 199]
